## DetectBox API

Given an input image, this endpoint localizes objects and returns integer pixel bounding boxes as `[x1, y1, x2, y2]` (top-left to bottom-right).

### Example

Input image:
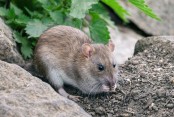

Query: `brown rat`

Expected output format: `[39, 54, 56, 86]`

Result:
[34, 26, 118, 100]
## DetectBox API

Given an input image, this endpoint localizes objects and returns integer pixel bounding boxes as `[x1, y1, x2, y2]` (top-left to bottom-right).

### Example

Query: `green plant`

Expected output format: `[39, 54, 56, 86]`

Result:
[0, 0, 160, 59]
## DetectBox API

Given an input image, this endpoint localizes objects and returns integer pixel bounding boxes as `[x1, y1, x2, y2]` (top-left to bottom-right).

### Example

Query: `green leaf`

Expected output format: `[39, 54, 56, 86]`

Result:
[24, 7, 33, 16]
[21, 44, 33, 59]
[90, 3, 109, 18]
[13, 31, 22, 44]
[13, 31, 33, 59]
[89, 13, 110, 44]
[42, 4, 52, 12]
[90, 3, 115, 27]
[49, 11, 64, 24]
[10, 3, 23, 16]
[25, 19, 48, 38]
[64, 18, 82, 29]
[6, 8, 16, 19]
[0, 7, 8, 17]
[42, 17, 55, 27]
[69, 0, 98, 19]
[36, 0, 48, 5]
[102, 0, 129, 22]
[128, 0, 160, 20]
[32, 11, 43, 18]
[15, 14, 30, 26]
[24, 7, 43, 18]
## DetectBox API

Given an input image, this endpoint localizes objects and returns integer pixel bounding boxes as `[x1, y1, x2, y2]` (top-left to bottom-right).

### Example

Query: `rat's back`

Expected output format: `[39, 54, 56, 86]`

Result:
[34, 26, 91, 76]
[36, 26, 91, 58]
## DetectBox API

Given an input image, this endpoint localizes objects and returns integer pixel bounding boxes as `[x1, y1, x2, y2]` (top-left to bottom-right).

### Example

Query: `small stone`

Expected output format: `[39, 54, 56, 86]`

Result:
[166, 104, 174, 109]
[159, 59, 164, 63]
[119, 113, 131, 117]
[153, 68, 162, 72]
[170, 90, 174, 97]
[132, 60, 139, 65]
[152, 105, 158, 112]
[140, 72, 146, 78]
[95, 106, 105, 114]
[107, 113, 113, 117]
[169, 77, 174, 84]
[89, 112, 95, 116]
[156, 88, 166, 97]
[109, 109, 114, 114]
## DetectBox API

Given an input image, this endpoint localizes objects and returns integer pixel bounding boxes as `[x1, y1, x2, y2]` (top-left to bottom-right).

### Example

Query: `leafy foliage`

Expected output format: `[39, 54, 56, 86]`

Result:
[102, 0, 129, 22]
[25, 19, 48, 38]
[0, 0, 160, 59]
[13, 31, 33, 59]
[128, 0, 160, 20]
[69, 0, 98, 19]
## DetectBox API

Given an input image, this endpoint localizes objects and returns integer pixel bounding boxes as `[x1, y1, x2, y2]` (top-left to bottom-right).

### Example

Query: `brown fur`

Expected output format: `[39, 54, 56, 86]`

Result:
[34, 26, 118, 94]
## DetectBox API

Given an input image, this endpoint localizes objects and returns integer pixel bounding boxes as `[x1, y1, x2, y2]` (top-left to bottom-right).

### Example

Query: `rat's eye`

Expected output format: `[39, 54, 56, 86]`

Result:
[113, 64, 116, 68]
[98, 64, 105, 71]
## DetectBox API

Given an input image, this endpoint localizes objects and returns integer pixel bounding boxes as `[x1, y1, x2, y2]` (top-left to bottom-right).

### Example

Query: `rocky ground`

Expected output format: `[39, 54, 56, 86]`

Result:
[65, 37, 174, 117]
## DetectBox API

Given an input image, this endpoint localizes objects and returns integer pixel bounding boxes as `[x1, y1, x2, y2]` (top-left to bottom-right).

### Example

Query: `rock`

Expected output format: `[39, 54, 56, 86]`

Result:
[119, 0, 174, 35]
[109, 26, 142, 64]
[166, 104, 174, 109]
[169, 77, 174, 84]
[156, 88, 166, 98]
[171, 90, 174, 97]
[0, 18, 24, 65]
[134, 36, 174, 55]
[0, 60, 91, 117]
[94, 106, 105, 115]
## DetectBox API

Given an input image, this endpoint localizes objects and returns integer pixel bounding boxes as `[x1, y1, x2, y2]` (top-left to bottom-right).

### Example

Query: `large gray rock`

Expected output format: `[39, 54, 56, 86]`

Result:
[0, 60, 91, 117]
[119, 0, 174, 35]
[0, 18, 24, 65]
[134, 36, 174, 54]
[109, 26, 142, 64]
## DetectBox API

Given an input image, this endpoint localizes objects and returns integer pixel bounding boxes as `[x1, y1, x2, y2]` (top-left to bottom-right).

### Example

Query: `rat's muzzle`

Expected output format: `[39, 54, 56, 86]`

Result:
[102, 79, 117, 92]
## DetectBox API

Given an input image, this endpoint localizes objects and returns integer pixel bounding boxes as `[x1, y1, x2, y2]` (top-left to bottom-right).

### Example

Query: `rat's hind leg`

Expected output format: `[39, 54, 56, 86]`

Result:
[47, 68, 64, 89]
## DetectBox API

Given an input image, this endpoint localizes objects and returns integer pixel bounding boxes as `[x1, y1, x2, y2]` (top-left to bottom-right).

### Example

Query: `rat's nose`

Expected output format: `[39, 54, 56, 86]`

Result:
[106, 79, 116, 91]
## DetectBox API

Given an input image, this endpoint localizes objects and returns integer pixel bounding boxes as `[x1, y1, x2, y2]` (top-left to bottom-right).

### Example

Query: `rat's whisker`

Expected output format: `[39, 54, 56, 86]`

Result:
[87, 83, 101, 98]
[93, 82, 102, 98]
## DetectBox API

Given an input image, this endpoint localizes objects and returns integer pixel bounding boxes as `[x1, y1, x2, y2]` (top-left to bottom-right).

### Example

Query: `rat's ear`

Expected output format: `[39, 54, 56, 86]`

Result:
[82, 43, 94, 58]
[107, 40, 115, 52]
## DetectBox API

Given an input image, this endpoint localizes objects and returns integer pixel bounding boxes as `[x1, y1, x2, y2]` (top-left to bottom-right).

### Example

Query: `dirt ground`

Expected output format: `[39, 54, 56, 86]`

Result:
[65, 38, 174, 117]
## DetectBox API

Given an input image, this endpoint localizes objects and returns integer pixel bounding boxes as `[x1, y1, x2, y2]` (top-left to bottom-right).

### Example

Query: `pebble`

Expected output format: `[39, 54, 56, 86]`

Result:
[132, 60, 139, 65]
[89, 112, 95, 116]
[140, 72, 146, 78]
[107, 113, 113, 117]
[166, 104, 174, 109]
[169, 77, 174, 84]
[156, 88, 166, 97]
[95, 106, 105, 114]
[152, 105, 158, 112]
[170, 90, 174, 97]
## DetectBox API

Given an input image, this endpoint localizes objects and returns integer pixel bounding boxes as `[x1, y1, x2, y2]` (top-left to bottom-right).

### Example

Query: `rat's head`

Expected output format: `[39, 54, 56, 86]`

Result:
[77, 40, 118, 94]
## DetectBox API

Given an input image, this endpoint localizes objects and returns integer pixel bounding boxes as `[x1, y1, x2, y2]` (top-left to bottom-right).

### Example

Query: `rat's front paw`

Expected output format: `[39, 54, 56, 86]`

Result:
[68, 95, 82, 102]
